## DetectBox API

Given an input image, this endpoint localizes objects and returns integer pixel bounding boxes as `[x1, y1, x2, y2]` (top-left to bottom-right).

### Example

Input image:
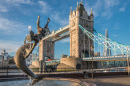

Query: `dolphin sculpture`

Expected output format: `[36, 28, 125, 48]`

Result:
[9, 16, 50, 85]
[10, 34, 44, 85]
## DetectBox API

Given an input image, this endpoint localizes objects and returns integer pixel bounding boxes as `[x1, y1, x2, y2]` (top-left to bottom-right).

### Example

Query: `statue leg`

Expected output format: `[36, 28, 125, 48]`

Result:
[37, 16, 40, 27]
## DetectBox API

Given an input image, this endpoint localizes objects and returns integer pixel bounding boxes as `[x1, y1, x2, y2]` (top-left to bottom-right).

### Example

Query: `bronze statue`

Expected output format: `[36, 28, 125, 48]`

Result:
[9, 16, 50, 85]
[37, 15, 50, 40]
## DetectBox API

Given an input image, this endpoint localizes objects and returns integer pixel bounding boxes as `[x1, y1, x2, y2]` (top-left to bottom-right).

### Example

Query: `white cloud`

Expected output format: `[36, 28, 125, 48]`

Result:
[85, 0, 102, 17]
[101, 28, 107, 31]
[38, 1, 46, 6]
[119, 7, 125, 12]
[101, 11, 113, 20]
[0, 17, 27, 35]
[5, 0, 31, 5]
[84, 0, 119, 19]
[60, 37, 70, 43]
[113, 34, 119, 37]
[112, 23, 120, 30]
[50, 12, 69, 26]
[91, 0, 102, 17]
[0, 40, 22, 53]
[104, 0, 119, 8]
[0, 5, 8, 12]
[101, 0, 119, 19]
[38, 1, 52, 13]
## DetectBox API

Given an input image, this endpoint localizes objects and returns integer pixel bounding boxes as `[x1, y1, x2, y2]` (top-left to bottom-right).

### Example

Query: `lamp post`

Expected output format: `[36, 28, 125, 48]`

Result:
[91, 45, 94, 79]
[127, 46, 129, 76]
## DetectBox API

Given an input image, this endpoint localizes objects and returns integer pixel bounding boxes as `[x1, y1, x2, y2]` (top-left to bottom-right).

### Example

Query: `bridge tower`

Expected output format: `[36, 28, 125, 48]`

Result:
[39, 34, 55, 73]
[39, 40, 54, 61]
[69, 1, 94, 58]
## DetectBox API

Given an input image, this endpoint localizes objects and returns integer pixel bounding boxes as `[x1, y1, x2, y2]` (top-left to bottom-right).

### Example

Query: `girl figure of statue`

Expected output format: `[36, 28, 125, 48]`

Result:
[37, 15, 50, 40]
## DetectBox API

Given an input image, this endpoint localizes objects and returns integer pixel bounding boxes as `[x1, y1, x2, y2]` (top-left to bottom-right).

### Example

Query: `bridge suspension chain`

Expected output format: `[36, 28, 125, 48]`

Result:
[79, 24, 130, 52]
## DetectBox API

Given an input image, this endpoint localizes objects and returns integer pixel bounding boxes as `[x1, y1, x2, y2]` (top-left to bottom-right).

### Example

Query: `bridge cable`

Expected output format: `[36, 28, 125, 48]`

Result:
[79, 24, 130, 53]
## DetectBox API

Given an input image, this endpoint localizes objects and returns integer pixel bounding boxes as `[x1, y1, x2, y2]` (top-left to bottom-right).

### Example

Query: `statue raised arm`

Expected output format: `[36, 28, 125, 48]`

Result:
[43, 17, 50, 29]
[37, 16, 50, 40]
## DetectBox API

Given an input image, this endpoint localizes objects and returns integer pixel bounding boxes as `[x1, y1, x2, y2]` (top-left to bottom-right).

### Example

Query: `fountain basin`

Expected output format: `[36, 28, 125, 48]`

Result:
[0, 78, 88, 86]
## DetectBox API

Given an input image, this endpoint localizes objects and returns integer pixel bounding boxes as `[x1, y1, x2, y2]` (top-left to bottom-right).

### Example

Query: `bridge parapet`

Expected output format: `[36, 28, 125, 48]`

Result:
[83, 55, 130, 61]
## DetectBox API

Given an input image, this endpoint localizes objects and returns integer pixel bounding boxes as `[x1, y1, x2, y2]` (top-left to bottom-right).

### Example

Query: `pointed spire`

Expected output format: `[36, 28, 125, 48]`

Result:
[91, 8, 92, 13]
[70, 7, 72, 15]
[80, 0, 83, 5]
[71, 7, 72, 11]
[76, 2, 79, 11]
[105, 28, 108, 38]
[52, 30, 55, 34]
[90, 8, 93, 16]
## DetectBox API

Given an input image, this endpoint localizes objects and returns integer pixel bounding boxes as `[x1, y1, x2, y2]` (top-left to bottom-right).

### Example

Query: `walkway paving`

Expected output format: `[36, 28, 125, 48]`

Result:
[82, 76, 130, 86]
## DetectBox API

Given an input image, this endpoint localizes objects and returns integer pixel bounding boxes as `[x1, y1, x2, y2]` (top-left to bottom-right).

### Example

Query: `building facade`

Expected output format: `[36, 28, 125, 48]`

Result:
[0, 50, 13, 67]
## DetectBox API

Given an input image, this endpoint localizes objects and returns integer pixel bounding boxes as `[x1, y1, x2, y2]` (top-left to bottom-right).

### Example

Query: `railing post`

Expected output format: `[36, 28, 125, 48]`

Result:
[7, 66, 8, 76]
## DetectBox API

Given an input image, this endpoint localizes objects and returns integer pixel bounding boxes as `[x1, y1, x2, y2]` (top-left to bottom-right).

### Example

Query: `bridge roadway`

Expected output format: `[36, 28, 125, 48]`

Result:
[42, 25, 69, 41]
[83, 55, 130, 61]
[45, 55, 130, 66]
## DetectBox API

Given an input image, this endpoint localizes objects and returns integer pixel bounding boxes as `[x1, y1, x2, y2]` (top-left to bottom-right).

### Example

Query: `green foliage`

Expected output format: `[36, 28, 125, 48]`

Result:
[30, 68, 39, 72]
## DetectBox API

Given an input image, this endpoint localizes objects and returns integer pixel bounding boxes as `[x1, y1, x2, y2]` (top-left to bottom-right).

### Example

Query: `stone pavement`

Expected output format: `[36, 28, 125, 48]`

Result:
[82, 76, 130, 86]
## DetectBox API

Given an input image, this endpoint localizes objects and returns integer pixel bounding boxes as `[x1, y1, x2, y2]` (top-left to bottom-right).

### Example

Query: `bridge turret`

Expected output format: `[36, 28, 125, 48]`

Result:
[76, 2, 79, 17]
[69, 1, 94, 59]
[89, 8, 94, 30]
[72, 10, 76, 16]
[79, 1, 85, 17]
[69, 7, 72, 19]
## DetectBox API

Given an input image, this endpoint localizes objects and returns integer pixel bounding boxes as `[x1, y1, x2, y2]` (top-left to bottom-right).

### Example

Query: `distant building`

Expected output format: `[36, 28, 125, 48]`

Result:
[94, 52, 100, 57]
[102, 29, 112, 68]
[0, 50, 13, 67]
[103, 29, 111, 56]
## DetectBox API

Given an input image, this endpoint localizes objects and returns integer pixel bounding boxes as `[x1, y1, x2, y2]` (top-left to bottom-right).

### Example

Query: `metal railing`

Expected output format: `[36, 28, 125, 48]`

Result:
[0, 66, 129, 76]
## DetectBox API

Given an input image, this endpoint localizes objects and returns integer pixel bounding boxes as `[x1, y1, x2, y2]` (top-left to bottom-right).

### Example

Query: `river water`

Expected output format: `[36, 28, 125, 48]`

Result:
[0, 80, 81, 86]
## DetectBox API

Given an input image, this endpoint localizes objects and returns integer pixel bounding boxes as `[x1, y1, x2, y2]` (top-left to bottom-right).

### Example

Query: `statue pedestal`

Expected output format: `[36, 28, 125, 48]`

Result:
[39, 60, 46, 74]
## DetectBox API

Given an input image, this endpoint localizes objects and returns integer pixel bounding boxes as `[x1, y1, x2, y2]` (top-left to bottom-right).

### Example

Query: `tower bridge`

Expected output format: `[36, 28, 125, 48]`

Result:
[39, 1, 94, 61]
[30, 1, 130, 71]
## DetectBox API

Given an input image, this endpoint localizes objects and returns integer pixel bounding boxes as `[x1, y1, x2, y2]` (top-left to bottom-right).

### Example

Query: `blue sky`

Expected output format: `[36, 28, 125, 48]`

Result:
[0, 0, 130, 59]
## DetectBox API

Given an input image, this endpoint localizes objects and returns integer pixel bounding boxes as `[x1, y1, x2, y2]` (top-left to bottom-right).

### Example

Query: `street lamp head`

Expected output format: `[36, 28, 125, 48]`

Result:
[28, 26, 32, 31]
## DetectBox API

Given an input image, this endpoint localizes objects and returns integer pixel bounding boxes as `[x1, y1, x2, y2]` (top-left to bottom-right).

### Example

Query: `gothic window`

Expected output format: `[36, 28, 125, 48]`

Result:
[83, 20, 85, 23]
